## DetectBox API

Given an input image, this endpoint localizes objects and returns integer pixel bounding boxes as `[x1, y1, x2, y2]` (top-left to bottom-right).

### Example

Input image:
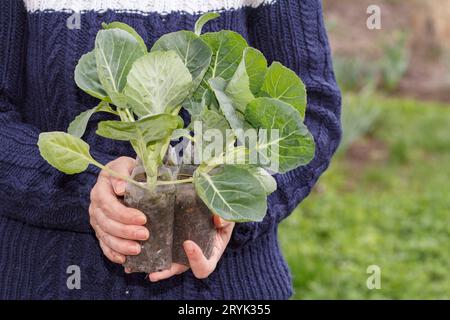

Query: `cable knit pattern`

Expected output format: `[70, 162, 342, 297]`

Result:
[0, 0, 341, 299]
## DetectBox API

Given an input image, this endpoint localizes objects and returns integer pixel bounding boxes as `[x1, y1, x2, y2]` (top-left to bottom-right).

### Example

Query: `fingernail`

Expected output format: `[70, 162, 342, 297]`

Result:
[136, 229, 149, 240]
[116, 182, 126, 194]
[133, 214, 146, 225]
[214, 215, 224, 228]
[184, 242, 195, 255]
[116, 255, 125, 264]
[131, 244, 141, 255]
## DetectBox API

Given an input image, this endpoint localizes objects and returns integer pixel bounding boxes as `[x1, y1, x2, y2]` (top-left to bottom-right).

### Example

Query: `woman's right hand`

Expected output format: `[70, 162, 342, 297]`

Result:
[89, 157, 149, 264]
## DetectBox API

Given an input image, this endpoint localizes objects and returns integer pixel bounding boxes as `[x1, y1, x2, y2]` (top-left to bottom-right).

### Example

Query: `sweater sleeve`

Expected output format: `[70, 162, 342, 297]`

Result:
[0, 1, 115, 233]
[230, 0, 342, 248]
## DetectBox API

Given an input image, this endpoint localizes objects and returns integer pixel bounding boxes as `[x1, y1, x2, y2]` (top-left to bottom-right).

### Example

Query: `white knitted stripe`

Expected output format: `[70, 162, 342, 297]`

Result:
[24, 0, 276, 14]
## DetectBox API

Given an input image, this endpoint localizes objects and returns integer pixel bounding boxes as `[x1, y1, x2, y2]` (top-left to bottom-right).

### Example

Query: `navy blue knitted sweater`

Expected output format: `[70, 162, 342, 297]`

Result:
[0, 0, 341, 299]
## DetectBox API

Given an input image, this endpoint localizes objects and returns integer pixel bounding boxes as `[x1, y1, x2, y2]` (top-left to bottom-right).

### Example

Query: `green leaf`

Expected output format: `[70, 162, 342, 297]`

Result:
[224, 48, 268, 114]
[194, 12, 220, 36]
[74, 51, 109, 101]
[37, 132, 95, 174]
[225, 58, 254, 113]
[194, 166, 267, 222]
[200, 31, 248, 80]
[151, 30, 212, 90]
[209, 77, 248, 134]
[260, 62, 307, 117]
[200, 109, 231, 135]
[101, 21, 147, 52]
[95, 29, 146, 108]
[199, 89, 221, 114]
[124, 51, 193, 117]
[245, 97, 315, 173]
[184, 94, 230, 138]
[67, 102, 115, 138]
[184, 98, 206, 122]
[226, 48, 267, 110]
[246, 167, 277, 195]
[242, 47, 268, 95]
[184, 88, 220, 117]
[96, 121, 137, 141]
[96, 114, 183, 143]
[198, 31, 248, 98]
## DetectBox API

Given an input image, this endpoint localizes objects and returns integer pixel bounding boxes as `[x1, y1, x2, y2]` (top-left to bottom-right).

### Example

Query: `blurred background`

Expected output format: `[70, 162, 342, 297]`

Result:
[280, 0, 450, 299]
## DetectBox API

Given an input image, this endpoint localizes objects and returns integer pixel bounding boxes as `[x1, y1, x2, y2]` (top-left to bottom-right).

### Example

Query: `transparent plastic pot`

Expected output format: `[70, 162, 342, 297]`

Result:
[172, 165, 216, 266]
[122, 165, 178, 273]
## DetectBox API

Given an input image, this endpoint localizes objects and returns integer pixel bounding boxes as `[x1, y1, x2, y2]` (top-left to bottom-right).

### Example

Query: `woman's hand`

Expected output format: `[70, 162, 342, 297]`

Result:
[89, 157, 149, 264]
[147, 215, 235, 281]
[90, 156, 234, 280]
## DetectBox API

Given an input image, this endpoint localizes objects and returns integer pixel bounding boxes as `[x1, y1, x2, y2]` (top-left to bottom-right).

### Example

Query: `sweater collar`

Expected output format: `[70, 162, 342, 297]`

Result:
[24, 0, 276, 15]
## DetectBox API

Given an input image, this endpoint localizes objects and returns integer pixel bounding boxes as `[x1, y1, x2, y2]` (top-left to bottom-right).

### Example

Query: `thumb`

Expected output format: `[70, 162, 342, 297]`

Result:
[111, 179, 127, 196]
[184, 240, 213, 279]
[109, 157, 135, 196]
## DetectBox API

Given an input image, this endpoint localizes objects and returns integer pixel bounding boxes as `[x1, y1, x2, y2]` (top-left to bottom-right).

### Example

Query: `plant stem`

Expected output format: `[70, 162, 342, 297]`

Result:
[91, 160, 149, 191]
[117, 109, 128, 122]
[158, 136, 171, 163]
[158, 106, 184, 162]
[117, 108, 135, 123]
[144, 158, 158, 190]
[90, 159, 193, 189]
[182, 133, 196, 142]
[156, 177, 194, 186]
[125, 108, 135, 122]
[104, 109, 119, 116]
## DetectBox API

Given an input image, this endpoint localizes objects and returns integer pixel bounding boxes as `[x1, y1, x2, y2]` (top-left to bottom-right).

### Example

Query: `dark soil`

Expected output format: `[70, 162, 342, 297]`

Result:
[123, 166, 177, 273]
[122, 164, 216, 272]
[172, 165, 216, 266]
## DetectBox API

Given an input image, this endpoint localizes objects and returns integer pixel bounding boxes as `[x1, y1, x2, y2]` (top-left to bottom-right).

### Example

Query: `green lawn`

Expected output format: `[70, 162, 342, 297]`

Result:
[279, 94, 450, 299]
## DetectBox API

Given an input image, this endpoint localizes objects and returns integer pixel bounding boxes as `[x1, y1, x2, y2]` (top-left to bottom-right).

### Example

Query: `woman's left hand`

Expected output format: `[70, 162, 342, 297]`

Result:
[125, 215, 235, 281]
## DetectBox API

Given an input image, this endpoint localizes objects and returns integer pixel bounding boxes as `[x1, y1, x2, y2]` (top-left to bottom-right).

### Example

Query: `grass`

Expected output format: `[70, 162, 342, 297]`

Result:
[279, 94, 450, 299]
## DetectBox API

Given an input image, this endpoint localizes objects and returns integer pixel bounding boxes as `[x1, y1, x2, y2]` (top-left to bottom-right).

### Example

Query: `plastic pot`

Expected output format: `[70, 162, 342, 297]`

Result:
[122, 165, 177, 273]
[172, 165, 216, 266]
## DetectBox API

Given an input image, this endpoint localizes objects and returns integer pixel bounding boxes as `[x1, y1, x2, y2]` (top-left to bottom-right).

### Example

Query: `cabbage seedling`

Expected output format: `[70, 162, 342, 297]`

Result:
[37, 13, 315, 272]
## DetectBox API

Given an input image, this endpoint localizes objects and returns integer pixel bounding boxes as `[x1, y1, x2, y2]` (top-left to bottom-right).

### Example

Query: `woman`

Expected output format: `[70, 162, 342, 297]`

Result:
[0, 0, 341, 299]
